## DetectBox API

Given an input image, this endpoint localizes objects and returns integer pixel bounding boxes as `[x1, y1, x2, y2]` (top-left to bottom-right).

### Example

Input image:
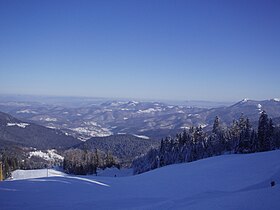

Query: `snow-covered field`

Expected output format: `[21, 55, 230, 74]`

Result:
[1, 151, 280, 210]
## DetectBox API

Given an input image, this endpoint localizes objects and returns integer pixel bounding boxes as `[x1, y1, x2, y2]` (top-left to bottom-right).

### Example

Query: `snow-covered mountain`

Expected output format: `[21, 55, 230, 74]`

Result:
[0, 111, 80, 149]
[1, 150, 280, 210]
[1, 97, 280, 140]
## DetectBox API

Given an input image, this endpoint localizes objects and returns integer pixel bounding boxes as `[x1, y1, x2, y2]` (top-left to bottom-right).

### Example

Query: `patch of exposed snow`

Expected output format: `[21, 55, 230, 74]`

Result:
[46, 126, 56, 129]
[71, 127, 112, 138]
[137, 108, 162, 114]
[41, 117, 57, 122]
[16, 109, 37, 114]
[104, 109, 112, 112]
[273, 98, 280, 102]
[77, 137, 89, 141]
[133, 134, 150, 139]
[7, 123, 29, 128]
[257, 104, 262, 109]
[127, 101, 139, 106]
[84, 121, 98, 126]
[180, 126, 190, 129]
[241, 98, 249, 103]
[199, 124, 208, 128]
[11, 169, 66, 180]
[29, 150, 64, 162]
[123, 117, 128, 120]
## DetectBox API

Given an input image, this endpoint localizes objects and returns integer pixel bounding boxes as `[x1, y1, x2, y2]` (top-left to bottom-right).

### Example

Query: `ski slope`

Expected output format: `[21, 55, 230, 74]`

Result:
[1, 150, 280, 210]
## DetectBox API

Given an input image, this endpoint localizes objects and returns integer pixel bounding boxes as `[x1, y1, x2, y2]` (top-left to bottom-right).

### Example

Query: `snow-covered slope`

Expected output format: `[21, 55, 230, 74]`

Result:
[11, 169, 66, 180]
[1, 151, 280, 210]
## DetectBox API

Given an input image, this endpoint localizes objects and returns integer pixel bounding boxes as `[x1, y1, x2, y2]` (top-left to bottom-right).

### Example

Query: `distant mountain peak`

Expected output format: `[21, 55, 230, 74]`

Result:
[241, 98, 249, 103]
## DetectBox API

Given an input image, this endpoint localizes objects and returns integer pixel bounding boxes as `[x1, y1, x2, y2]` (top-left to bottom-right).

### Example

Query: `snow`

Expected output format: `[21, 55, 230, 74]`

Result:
[84, 121, 98, 126]
[180, 126, 190, 129]
[46, 126, 56, 129]
[199, 123, 207, 128]
[6, 122, 30, 128]
[1, 150, 280, 210]
[128, 101, 139, 106]
[16, 109, 37, 114]
[44, 117, 57, 122]
[273, 98, 280, 102]
[137, 108, 162, 114]
[11, 169, 66, 180]
[133, 134, 150, 139]
[257, 104, 262, 112]
[241, 98, 249, 103]
[71, 126, 112, 138]
[11, 167, 132, 180]
[29, 150, 64, 161]
[97, 167, 133, 177]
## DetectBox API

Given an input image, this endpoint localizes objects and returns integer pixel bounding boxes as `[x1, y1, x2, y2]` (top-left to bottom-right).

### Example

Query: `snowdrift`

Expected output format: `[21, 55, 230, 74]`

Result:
[1, 150, 280, 210]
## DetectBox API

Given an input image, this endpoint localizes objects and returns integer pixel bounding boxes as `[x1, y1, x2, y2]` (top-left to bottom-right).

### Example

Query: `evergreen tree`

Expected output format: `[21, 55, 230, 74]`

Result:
[238, 118, 252, 153]
[258, 111, 271, 152]
[212, 116, 220, 134]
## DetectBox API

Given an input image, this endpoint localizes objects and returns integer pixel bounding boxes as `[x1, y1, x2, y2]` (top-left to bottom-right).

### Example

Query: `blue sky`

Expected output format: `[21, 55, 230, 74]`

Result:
[0, 0, 279, 101]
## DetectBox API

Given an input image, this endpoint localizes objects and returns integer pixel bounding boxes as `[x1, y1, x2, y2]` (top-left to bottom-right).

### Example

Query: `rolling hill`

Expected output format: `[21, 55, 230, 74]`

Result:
[76, 134, 160, 165]
[0, 111, 80, 149]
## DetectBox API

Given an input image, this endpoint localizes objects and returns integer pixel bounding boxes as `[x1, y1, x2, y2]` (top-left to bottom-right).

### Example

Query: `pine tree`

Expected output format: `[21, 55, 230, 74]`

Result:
[258, 111, 271, 152]
[250, 129, 258, 152]
[212, 116, 220, 134]
[238, 118, 252, 153]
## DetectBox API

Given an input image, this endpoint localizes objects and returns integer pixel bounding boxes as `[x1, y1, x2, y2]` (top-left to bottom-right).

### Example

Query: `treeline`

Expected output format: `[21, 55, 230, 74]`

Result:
[0, 153, 19, 179]
[132, 111, 280, 174]
[63, 149, 119, 175]
[0, 148, 62, 180]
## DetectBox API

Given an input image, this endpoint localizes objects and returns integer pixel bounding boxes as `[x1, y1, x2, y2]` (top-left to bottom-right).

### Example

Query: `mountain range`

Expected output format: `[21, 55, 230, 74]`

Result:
[1, 97, 280, 141]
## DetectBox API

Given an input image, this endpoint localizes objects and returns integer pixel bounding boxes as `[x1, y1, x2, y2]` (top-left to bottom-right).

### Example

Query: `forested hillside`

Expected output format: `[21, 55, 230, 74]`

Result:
[133, 111, 280, 174]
